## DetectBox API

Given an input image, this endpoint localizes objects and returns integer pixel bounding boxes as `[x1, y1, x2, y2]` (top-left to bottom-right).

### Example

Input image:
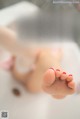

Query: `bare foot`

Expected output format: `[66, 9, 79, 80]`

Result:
[42, 68, 76, 99]
[25, 48, 62, 93]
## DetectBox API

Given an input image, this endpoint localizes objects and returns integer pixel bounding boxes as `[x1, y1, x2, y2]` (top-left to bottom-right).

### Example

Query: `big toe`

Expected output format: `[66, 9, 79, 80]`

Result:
[67, 75, 75, 89]
[67, 75, 75, 94]
[68, 81, 75, 89]
[43, 68, 55, 86]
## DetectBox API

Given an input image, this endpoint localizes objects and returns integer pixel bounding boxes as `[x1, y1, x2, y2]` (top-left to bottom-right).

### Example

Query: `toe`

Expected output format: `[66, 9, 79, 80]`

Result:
[55, 69, 62, 78]
[68, 81, 75, 89]
[60, 72, 68, 80]
[43, 68, 55, 86]
[66, 74, 73, 82]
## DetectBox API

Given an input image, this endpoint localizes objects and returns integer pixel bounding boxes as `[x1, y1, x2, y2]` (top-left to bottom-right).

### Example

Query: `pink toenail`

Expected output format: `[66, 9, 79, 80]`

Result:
[69, 74, 72, 76]
[49, 67, 54, 70]
[63, 72, 66, 74]
[56, 69, 60, 71]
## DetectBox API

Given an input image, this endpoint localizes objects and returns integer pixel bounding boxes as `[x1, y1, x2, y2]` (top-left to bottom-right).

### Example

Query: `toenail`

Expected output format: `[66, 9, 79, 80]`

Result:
[63, 72, 66, 74]
[49, 67, 54, 70]
[56, 69, 60, 71]
[69, 74, 72, 76]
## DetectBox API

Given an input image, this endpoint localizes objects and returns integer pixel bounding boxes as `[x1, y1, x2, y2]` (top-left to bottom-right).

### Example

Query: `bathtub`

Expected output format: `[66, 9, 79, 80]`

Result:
[0, 42, 80, 119]
[0, 2, 80, 119]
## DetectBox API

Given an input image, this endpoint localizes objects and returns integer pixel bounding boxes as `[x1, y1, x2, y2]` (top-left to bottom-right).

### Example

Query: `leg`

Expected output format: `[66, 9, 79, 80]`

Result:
[0, 26, 35, 57]
[43, 68, 76, 99]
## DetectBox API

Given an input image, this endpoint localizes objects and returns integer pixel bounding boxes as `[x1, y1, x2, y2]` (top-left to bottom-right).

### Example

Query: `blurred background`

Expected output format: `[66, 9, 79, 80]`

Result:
[0, 0, 80, 46]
